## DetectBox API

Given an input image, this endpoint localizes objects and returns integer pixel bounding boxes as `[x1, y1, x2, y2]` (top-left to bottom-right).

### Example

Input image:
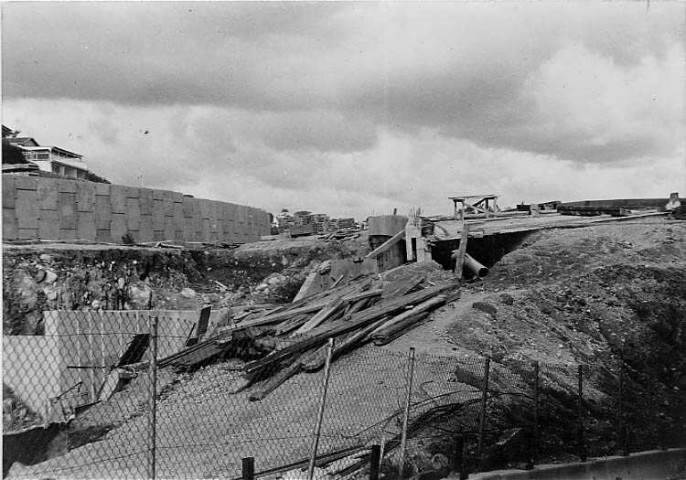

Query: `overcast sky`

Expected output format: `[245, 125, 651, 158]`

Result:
[2, 1, 684, 219]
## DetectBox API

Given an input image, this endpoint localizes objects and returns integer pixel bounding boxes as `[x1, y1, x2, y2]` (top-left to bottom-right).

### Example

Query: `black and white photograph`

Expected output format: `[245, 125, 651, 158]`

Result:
[2, 1, 685, 479]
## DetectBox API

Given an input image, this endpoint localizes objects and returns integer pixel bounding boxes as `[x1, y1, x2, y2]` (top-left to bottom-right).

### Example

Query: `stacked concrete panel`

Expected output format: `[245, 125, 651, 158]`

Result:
[2, 177, 270, 244]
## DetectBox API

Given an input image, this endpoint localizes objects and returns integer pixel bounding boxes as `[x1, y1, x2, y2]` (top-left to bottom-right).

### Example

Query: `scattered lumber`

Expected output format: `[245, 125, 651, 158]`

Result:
[370, 295, 446, 339]
[154, 265, 458, 400]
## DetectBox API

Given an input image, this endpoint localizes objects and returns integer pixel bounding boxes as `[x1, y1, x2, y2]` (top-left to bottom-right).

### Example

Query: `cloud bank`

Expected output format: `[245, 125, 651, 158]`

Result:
[3, 2, 684, 218]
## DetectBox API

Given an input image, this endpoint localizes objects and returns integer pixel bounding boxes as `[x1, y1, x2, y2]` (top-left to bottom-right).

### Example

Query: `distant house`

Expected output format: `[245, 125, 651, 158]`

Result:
[2, 126, 89, 180]
[18, 145, 89, 179]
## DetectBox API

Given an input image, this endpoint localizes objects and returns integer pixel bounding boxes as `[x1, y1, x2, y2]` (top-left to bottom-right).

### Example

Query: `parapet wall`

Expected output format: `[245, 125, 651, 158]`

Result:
[2, 176, 271, 244]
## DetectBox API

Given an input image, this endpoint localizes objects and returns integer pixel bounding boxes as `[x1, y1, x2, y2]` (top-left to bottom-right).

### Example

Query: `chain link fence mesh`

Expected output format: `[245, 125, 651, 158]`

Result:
[3, 310, 685, 479]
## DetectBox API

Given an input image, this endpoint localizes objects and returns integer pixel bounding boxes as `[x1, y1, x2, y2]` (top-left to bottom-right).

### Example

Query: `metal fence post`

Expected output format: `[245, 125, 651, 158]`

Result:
[369, 444, 381, 480]
[398, 347, 416, 480]
[242, 457, 255, 480]
[307, 338, 335, 480]
[618, 352, 629, 456]
[528, 361, 539, 469]
[577, 364, 586, 462]
[477, 356, 491, 467]
[451, 436, 465, 479]
[148, 315, 158, 480]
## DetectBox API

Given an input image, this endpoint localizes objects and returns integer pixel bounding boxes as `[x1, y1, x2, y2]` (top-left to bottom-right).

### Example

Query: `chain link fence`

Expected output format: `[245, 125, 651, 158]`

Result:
[3, 311, 685, 479]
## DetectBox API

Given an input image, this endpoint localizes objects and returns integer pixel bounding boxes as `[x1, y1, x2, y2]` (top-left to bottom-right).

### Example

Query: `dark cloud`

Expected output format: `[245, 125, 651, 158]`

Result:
[2, 2, 683, 164]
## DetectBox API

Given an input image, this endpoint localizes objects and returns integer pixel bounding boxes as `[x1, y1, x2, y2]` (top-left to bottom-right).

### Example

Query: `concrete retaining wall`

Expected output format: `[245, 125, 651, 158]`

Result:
[2, 176, 271, 244]
[3, 308, 231, 419]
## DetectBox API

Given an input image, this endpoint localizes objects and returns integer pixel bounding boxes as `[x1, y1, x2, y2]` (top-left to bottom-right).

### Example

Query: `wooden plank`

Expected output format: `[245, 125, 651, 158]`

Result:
[372, 313, 430, 346]
[382, 276, 425, 299]
[293, 268, 320, 302]
[301, 317, 388, 372]
[370, 295, 446, 338]
[271, 313, 312, 336]
[291, 298, 346, 336]
[365, 229, 406, 259]
[244, 283, 455, 374]
[248, 358, 303, 401]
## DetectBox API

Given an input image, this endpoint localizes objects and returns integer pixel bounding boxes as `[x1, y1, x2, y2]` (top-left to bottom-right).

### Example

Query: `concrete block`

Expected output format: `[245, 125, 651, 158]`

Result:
[152, 200, 165, 231]
[110, 185, 127, 214]
[152, 189, 166, 200]
[171, 191, 184, 204]
[14, 176, 38, 191]
[77, 212, 97, 241]
[215, 219, 224, 240]
[175, 229, 185, 241]
[163, 199, 174, 217]
[202, 219, 210, 241]
[16, 189, 39, 229]
[93, 182, 110, 196]
[124, 186, 140, 199]
[182, 198, 194, 218]
[60, 229, 77, 241]
[95, 196, 112, 229]
[126, 198, 141, 231]
[224, 219, 235, 238]
[200, 200, 211, 219]
[96, 229, 112, 243]
[77, 183, 96, 212]
[183, 222, 193, 241]
[3, 209, 17, 239]
[38, 210, 61, 240]
[163, 216, 175, 241]
[18, 228, 39, 240]
[208, 202, 219, 224]
[173, 202, 184, 227]
[139, 215, 154, 242]
[2, 180, 16, 208]
[192, 216, 203, 238]
[38, 180, 58, 210]
[57, 179, 77, 193]
[2, 176, 16, 195]
[153, 230, 165, 242]
[139, 189, 154, 215]
[59, 193, 77, 230]
[111, 214, 127, 243]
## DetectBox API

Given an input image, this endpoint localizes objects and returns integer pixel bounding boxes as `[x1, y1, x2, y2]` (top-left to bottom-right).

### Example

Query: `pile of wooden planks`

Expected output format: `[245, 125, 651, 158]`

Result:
[233, 273, 458, 400]
[155, 269, 459, 400]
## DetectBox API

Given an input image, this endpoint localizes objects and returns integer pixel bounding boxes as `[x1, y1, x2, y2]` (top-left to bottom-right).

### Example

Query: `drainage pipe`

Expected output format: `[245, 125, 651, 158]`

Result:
[464, 253, 490, 278]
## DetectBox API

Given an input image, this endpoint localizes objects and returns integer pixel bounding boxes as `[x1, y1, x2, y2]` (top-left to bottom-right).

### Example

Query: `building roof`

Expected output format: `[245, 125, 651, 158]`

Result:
[8, 137, 40, 147]
[51, 146, 82, 159]
[2, 125, 15, 137]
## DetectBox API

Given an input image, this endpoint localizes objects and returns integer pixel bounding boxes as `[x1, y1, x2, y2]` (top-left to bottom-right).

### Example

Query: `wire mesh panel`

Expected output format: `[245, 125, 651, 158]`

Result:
[3, 310, 153, 479]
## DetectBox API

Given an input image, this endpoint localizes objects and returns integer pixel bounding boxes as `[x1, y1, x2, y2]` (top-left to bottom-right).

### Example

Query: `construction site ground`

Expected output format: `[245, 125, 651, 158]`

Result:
[6, 217, 686, 479]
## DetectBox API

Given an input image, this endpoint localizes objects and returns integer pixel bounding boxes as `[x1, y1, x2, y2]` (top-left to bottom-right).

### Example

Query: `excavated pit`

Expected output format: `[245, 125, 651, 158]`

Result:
[430, 231, 532, 278]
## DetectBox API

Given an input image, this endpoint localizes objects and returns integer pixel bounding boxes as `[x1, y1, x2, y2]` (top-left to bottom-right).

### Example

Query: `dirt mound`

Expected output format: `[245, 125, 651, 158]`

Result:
[2, 235, 369, 335]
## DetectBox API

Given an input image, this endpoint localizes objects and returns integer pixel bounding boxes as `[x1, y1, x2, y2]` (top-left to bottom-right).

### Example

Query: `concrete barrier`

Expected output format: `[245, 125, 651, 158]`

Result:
[467, 448, 686, 480]
[3, 308, 232, 420]
[2, 176, 271, 244]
